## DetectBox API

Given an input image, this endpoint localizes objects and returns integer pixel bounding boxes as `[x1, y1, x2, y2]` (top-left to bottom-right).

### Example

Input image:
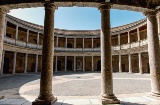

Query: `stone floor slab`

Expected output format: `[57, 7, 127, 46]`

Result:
[122, 97, 149, 103]
[89, 99, 101, 104]
[0, 99, 27, 104]
[63, 99, 91, 104]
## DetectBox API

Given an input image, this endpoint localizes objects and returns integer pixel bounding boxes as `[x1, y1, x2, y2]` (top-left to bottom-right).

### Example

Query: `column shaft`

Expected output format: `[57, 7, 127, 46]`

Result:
[118, 34, 120, 45]
[74, 56, 76, 71]
[128, 31, 130, 43]
[35, 54, 38, 73]
[128, 54, 132, 73]
[56, 36, 58, 47]
[0, 8, 7, 75]
[37, 33, 40, 45]
[92, 56, 94, 71]
[74, 38, 76, 48]
[15, 25, 19, 40]
[92, 38, 94, 48]
[1, 50, 5, 75]
[65, 38, 67, 48]
[55, 56, 57, 72]
[13, 52, 17, 74]
[24, 53, 28, 73]
[99, 3, 119, 104]
[83, 38, 84, 48]
[65, 56, 67, 71]
[138, 53, 143, 74]
[33, 3, 57, 104]
[26, 30, 29, 43]
[137, 28, 140, 41]
[146, 11, 160, 96]
[119, 54, 122, 73]
[83, 56, 85, 71]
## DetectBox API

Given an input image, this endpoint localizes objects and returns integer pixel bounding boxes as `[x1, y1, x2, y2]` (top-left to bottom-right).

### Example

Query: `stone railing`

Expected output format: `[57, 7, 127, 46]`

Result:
[4, 37, 148, 52]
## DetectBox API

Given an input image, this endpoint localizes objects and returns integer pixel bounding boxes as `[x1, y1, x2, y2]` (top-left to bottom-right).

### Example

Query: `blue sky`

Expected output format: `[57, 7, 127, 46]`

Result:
[8, 7, 145, 30]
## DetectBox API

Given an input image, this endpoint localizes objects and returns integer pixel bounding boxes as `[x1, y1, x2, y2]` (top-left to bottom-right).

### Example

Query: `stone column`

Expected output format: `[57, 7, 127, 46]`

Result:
[83, 38, 84, 48]
[74, 38, 76, 48]
[144, 11, 160, 96]
[83, 56, 85, 71]
[118, 34, 121, 45]
[65, 38, 67, 48]
[35, 54, 38, 73]
[157, 12, 160, 34]
[128, 54, 132, 73]
[13, 52, 17, 74]
[138, 53, 143, 74]
[37, 33, 40, 45]
[32, 3, 57, 105]
[137, 28, 140, 41]
[26, 30, 29, 43]
[4, 19, 7, 36]
[55, 56, 57, 72]
[119, 54, 122, 73]
[15, 25, 19, 40]
[0, 7, 8, 75]
[24, 53, 28, 73]
[92, 38, 94, 48]
[56, 36, 58, 47]
[92, 56, 94, 71]
[74, 56, 76, 71]
[128, 31, 130, 43]
[99, 3, 120, 104]
[1, 50, 5, 75]
[65, 56, 67, 71]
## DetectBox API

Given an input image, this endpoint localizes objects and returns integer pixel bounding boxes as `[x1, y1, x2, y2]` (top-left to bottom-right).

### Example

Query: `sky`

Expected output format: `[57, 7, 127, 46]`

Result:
[8, 7, 145, 30]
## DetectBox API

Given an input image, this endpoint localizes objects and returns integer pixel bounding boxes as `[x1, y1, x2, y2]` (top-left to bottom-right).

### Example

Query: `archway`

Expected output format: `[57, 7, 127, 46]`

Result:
[97, 60, 101, 71]
[77, 60, 82, 71]
[57, 60, 61, 71]
[67, 60, 72, 71]
[3, 57, 9, 74]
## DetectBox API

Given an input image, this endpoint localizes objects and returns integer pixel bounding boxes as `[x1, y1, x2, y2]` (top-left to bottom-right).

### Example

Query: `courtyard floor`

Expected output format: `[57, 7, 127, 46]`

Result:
[0, 71, 160, 105]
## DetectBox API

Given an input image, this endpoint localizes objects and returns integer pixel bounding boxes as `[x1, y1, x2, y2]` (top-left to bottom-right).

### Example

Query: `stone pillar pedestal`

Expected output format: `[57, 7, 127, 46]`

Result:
[0, 7, 8, 75]
[32, 3, 57, 105]
[99, 3, 120, 104]
[145, 10, 160, 97]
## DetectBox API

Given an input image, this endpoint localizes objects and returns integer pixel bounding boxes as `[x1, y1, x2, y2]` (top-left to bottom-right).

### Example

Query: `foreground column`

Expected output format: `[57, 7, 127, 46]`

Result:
[145, 11, 160, 97]
[0, 7, 7, 75]
[99, 3, 120, 104]
[32, 3, 57, 105]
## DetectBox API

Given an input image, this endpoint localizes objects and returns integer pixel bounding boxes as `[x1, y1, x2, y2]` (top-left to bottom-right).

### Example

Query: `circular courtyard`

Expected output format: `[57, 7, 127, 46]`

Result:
[0, 72, 151, 99]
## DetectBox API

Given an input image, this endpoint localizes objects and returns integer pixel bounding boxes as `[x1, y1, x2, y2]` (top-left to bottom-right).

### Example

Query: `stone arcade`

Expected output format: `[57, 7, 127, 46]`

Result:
[0, 0, 160, 104]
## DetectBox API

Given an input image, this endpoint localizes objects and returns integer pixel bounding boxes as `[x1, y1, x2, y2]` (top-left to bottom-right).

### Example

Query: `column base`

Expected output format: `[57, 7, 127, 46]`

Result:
[150, 92, 160, 97]
[32, 97, 57, 105]
[101, 95, 120, 104]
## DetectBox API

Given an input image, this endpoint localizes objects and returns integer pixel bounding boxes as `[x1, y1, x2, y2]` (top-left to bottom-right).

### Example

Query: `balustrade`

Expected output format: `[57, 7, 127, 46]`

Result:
[3, 37, 149, 52]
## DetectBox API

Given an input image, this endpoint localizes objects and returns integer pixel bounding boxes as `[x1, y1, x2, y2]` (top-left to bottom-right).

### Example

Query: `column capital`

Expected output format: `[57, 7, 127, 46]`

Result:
[98, 3, 111, 11]
[143, 10, 158, 17]
[0, 6, 9, 14]
[44, 3, 57, 10]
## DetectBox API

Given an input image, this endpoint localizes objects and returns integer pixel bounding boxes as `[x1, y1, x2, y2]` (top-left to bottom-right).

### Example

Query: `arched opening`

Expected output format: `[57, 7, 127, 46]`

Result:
[3, 57, 9, 74]
[67, 43, 72, 48]
[67, 60, 72, 71]
[97, 60, 101, 71]
[57, 60, 61, 71]
[77, 60, 82, 71]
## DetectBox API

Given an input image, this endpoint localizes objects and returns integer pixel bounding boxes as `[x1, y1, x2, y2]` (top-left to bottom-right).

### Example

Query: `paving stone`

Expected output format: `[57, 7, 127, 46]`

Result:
[63, 99, 90, 104]
[0, 99, 27, 104]
[89, 99, 101, 104]
[123, 97, 149, 103]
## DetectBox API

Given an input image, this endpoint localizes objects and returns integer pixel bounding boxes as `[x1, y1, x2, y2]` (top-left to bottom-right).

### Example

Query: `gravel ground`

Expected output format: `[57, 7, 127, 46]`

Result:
[0, 72, 151, 98]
